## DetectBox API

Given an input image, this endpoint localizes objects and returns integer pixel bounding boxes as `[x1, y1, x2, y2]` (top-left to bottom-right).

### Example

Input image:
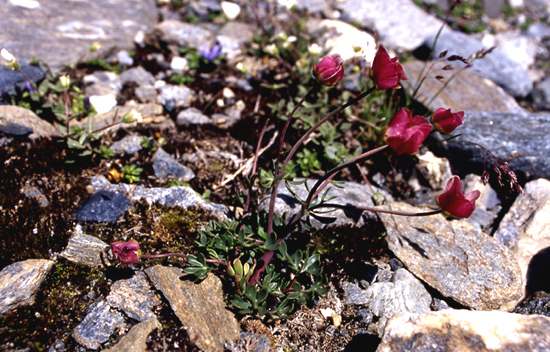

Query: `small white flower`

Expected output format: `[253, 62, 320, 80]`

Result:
[59, 75, 70, 89]
[126, 109, 142, 123]
[308, 44, 321, 56]
[1, 48, 19, 70]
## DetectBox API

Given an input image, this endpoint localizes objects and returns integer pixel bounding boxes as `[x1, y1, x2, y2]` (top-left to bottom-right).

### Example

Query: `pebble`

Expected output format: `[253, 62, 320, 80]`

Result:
[74, 190, 131, 224]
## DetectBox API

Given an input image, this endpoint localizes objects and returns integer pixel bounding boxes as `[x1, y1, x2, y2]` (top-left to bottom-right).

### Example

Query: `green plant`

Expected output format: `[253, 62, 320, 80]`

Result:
[93, 145, 115, 159]
[170, 73, 194, 86]
[120, 164, 143, 184]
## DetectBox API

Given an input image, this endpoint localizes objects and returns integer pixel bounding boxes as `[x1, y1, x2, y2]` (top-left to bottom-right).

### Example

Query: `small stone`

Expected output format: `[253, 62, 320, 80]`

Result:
[20, 184, 49, 207]
[170, 56, 188, 71]
[109, 134, 144, 156]
[103, 318, 161, 352]
[106, 271, 160, 321]
[134, 85, 158, 103]
[60, 224, 110, 267]
[72, 300, 126, 350]
[0, 259, 54, 314]
[0, 121, 33, 136]
[331, 313, 342, 327]
[415, 151, 452, 191]
[158, 84, 194, 110]
[75, 190, 131, 224]
[120, 66, 155, 87]
[146, 267, 240, 352]
[89, 94, 118, 114]
[0, 105, 60, 139]
[221, 1, 241, 20]
[177, 107, 211, 126]
[152, 148, 195, 182]
[83, 71, 122, 97]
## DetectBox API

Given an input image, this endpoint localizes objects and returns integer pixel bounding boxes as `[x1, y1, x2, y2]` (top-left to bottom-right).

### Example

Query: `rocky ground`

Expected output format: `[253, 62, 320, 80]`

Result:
[2, 0, 550, 351]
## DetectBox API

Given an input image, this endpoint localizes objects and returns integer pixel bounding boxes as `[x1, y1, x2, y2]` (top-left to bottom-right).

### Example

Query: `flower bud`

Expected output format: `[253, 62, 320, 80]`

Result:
[369, 45, 407, 90]
[383, 108, 432, 155]
[59, 75, 70, 90]
[437, 176, 480, 219]
[110, 240, 142, 264]
[313, 54, 344, 86]
[431, 108, 464, 135]
[1, 48, 19, 71]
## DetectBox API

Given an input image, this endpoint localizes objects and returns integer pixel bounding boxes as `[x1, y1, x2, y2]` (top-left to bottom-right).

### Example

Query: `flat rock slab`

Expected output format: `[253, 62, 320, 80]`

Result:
[0, 105, 60, 139]
[103, 318, 161, 352]
[378, 202, 522, 310]
[0, 259, 54, 314]
[60, 224, 109, 267]
[495, 179, 550, 296]
[72, 300, 126, 350]
[402, 60, 525, 113]
[445, 110, 550, 181]
[152, 148, 196, 182]
[145, 267, 240, 352]
[106, 271, 160, 322]
[74, 189, 131, 224]
[377, 310, 550, 352]
[0, 0, 158, 73]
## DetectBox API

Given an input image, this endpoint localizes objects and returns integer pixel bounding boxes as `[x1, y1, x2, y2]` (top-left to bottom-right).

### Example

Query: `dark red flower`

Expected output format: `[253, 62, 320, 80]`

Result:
[313, 54, 344, 86]
[369, 45, 407, 90]
[431, 108, 464, 135]
[437, 176, 481, 219]
[111, 240, 142, 264]
[384, 108, 432, 155]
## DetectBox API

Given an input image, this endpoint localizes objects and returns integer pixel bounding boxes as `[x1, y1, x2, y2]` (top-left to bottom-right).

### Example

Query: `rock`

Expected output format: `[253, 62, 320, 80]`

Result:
[216, 22, 255, 61]
[515, 291, 550, 316]
[379, 202, 522, 310]
[120, 66, 155, 87]
[74, 189, 131, 224]
[177, 107, 211, 126]
[495, 179, 550, 296]
[20, 184, 49, 207]
[377, 310, 550, 352]
[109, 134, 144, 156]
[90, 176, 229, 221]
[72, 300, 126, 350]
[295, 0, 329, 12]
[444, 110, 550, 181]
[149, 20, 215, 54]
[77, 102, 164, 133]
[134, 85, 158, 103]
[0, 259, 54, 314]
[152, 148, 196, 182]
[427, 30, 533, 98]
[83, 71, 122, 97]
[226, 332, 272, 352]
[336, 0, 446, 51]
[0, 121, 33, 136]
[486, 30, 538, 70]
[145, 267, 240, 352]
[158, 84, 194, 110]
[60, 224, 110, 267]
[0, 0, 158, 73]
[402, 60, 525, 113]
[89, 94, 118, 114]
[364, 269, 432, 335]
[307, 19, 377, 62]
[259, 178, 392, 230]
[103, 318, 161, 352]
[106, 271, 160, 322]
[0, 105, 60, 139]
[462, 174, 501, 232]
[211, 99, 246, 129]
[0, 63, 46, 99]
[415, 151, 452, 191]
[221, 1, 241, 20]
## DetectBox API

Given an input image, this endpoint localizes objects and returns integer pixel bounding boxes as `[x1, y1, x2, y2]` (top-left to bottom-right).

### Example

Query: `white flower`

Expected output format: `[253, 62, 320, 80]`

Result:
[1, 48, 19, 70]
[59, 75, 70, 89]
[126, 109, 142, 123]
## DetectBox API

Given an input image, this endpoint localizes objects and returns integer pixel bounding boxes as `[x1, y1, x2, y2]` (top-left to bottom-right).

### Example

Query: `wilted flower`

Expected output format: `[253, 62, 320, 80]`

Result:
[111, 240, 142, 264]
[437, 176, 481, 219]
[383, 108, 432, 155]
[198, 44, 222, 63]
[313, 54, 344, 86]
[1, 48, 19, 71]
[431, 108, 464, 135]
[369, 45, 407, 90]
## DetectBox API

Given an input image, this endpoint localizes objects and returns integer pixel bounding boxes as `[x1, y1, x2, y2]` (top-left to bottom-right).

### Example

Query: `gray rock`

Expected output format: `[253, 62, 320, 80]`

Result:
[90, 176, 228, 221]
[76, 103, 164, 133]
[0, 105, 60, 139]
[0, 121, 33, 136]
[495, 179, 550, 297]
[211, 100, 246, 129]
[20, 184, 49, 207]
[0, 259, 54, 314]
[177, 107, 211, 126]
[342, 281, 369, 305]
[336, 0, 446, 51]
[149, 20, 215, 53]
[72, 300, 126, 350]
[365, 269, 432, 335]
[109, 134, 144, 156]
[83, 71, 122, 97]
[444, 110, 550, 181]
[0, 0, 158, 73]
[158, 84, 194, 110]
[152, 148, 196, 182]
[259, 178, 392, 230]
[120, 67, 155, 87]
[74, 189, 131, 224]
[145, 267, 240, 352]
[379, 202, 523, 310]
[415, 151, 452, 191]
[402, 60, 525, 113]
[524, 0, 550, 17]
[216, 22, 255, 61]
[189, 0, 223, 21]
[60, 224, 110, 267]
[427, 30, 533, 98]
[295, 0, 329, 12]
[377, 310, 550, 352]
[106, 271, 160, 322]
[462, 174, 502, 233]
[134, 85, 158, 103]
[227, 332, 272, 352]
[102, 318, 161, 352]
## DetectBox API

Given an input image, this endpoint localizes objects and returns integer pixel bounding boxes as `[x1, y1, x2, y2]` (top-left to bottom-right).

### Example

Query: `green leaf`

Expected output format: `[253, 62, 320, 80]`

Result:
[232, 295, 251, 310]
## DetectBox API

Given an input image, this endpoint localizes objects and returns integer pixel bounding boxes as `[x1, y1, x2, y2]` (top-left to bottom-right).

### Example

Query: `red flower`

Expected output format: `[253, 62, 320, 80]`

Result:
[369, 45, 407, 90]
[313, 54, 344, 86]
[437, 176, 481, 219]
[111, 240, 142, 264]
[384, 108, 432, 155]
[431, 108, 464, 135]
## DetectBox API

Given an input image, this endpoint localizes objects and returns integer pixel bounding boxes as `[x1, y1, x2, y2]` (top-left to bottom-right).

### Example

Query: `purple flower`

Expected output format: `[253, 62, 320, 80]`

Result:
[24, 81, 35, 92]
[198, 44, 222, 63]
[111, 240, 142, 264]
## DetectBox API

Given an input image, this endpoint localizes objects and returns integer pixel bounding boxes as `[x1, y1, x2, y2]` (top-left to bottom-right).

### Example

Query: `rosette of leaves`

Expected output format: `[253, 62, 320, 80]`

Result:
[184, 213, 329, 321]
